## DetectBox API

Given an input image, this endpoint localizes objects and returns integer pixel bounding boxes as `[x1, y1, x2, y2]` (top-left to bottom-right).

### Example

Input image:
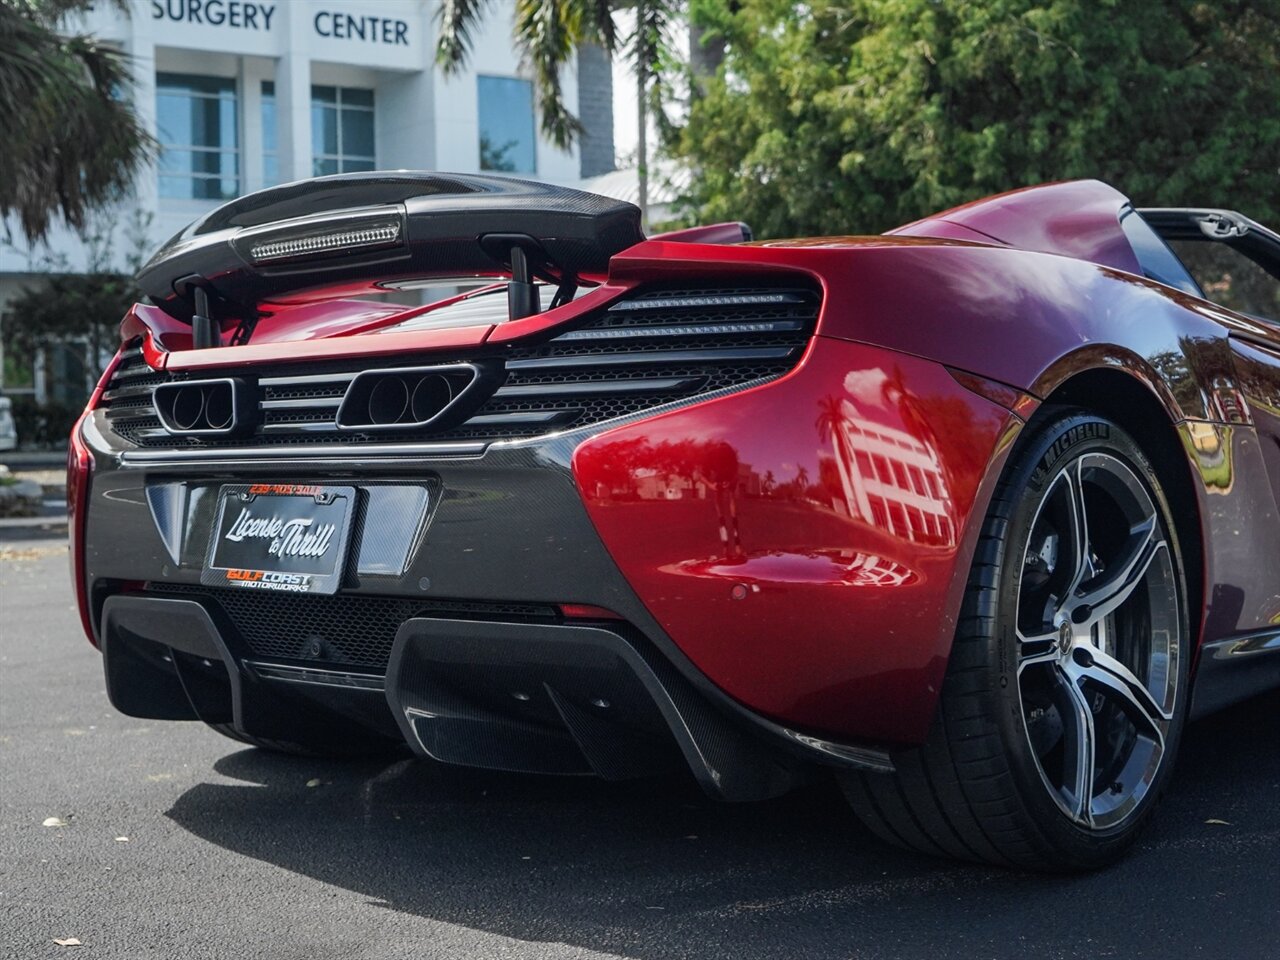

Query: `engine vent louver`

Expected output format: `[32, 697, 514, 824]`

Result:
[99, 285, 819, 449]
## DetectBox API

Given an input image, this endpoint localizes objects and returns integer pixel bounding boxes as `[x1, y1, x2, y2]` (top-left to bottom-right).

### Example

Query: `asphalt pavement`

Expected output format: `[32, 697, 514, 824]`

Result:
[1, 538, 1277, 960]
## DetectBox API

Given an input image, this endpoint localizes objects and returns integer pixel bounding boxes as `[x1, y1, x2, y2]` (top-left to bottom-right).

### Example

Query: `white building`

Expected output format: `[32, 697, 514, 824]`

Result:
[0, 0, 616, 403]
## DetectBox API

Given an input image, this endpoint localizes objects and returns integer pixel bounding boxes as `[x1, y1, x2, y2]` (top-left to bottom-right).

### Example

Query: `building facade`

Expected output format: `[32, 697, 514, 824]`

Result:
[0, 0, 614, 404]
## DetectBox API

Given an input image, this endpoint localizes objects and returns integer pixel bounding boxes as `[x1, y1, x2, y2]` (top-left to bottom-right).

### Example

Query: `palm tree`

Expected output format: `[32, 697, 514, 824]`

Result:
[0, 0, 153, 244]
[434, 0, 681, 227]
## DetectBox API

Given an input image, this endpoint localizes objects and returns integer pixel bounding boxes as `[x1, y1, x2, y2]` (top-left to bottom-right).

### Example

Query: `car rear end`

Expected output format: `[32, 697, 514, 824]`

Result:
[74, 248, 851, 796]
[72, 172, 1020, 798]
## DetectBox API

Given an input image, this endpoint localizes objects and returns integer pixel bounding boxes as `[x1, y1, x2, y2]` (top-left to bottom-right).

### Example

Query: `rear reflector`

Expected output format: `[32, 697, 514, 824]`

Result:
[559, 603, 625, 621]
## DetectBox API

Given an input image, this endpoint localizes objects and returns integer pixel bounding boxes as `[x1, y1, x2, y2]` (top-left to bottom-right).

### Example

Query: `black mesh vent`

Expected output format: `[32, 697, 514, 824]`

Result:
[101, 284, 819, 449]
[146, 584, 558, 669]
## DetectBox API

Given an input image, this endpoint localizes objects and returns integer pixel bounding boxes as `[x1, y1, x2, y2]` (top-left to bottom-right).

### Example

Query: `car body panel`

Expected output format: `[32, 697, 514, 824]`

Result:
[73, 176, 1280, 769]
[573, 337, 1021, 743]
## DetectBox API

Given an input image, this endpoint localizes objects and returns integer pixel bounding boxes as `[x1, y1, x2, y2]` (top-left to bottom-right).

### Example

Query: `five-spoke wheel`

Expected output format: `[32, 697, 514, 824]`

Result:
[1015, 452, 1180, 830]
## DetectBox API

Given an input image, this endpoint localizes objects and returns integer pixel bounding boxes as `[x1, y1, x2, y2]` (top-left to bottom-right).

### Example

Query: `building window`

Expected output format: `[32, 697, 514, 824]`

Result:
[312, 85, 375, 175]
[478, 76, 536, 174]
[156, 73, 239, 200]
[261, 81, 279, 187]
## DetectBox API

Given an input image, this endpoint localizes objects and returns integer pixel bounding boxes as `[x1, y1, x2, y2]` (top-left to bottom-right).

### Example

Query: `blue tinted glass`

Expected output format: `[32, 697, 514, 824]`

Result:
[313, 156, 339, 177]
[343, 87, 374, 108]
[219, 97, 238, 148]
[157, 72, 235, 97]
[157, 148, 192, 176]
[342, 158, 375, 172]
[477, 76, 535, 173]
[341, 107, 374, 158]
[155, 93, 192, 145]
[156, 86, 234, 148]
[261, 82, 276, 153]
[312, 104, 338, 155]
[155, 72, 239, 196]
[311, 85, 337, 104]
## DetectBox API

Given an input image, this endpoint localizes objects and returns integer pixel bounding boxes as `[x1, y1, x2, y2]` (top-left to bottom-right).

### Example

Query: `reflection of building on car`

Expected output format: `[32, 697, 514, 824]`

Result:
[71, 174, 1280, 872]
[825, 402, 955, 546]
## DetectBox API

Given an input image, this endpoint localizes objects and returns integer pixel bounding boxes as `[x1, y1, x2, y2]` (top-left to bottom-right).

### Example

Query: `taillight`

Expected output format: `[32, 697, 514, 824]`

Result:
[68, 349, 125, 647]
[67, 411, 95, 645]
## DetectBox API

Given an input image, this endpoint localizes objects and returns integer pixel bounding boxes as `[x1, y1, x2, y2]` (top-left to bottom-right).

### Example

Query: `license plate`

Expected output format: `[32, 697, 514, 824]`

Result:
[202, 483, 357, 595]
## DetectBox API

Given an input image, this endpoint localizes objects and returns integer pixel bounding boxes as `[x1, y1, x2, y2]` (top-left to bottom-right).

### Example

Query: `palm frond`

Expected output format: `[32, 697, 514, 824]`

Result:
[514, 0, 587, 149]
[0, 0, 154, 244]
[581, 0, 618, 53]
[435, 0, 496, 73]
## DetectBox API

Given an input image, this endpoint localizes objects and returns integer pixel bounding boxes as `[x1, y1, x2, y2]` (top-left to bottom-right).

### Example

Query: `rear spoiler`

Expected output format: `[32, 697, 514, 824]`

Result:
[137, 171, 645, 345]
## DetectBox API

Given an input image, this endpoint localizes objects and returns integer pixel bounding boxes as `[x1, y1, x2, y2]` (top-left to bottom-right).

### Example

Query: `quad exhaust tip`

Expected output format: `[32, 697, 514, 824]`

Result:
[153, 379, 244, 435]
[336, 363, 483, 431]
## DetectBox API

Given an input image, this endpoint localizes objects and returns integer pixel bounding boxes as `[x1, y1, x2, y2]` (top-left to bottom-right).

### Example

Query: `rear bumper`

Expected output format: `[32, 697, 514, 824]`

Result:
[78, 335, 1021, 783]
[100, 593, 821, 799]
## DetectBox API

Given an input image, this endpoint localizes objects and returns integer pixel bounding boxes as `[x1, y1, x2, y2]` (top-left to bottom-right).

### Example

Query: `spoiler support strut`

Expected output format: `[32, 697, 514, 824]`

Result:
[506, 246, 540, 322]
[191, 287, 221, 349]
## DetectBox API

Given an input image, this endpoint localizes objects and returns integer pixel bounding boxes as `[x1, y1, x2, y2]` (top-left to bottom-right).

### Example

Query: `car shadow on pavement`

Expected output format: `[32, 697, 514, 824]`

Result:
[166, 692, 1279, 959]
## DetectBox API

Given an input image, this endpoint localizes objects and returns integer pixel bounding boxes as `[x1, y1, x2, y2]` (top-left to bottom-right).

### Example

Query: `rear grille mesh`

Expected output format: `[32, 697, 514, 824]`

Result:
[100, 284, 819, 448]
[147, 584, 558, 669]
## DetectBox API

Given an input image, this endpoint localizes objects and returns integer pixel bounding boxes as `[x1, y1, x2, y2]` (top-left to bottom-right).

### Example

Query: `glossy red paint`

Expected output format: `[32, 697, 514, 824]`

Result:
[252, 298, 407, 342]
[946, 368, 1040, 420]
[888, 179, 1142, 275]
[484, 282, 632, 344]
[890, 218, 1004, 245]
[610, 235, 1233, 421]
[649, 222, 753, 245]
[128, 281, 636, 370]
[572, 336, 1019, 745]
[164, 318, 495, 371]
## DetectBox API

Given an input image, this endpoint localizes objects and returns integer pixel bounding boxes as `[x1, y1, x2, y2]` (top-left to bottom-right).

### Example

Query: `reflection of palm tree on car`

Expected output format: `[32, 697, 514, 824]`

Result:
[815, 394, 859, 517]
[794, 464, 810, 500]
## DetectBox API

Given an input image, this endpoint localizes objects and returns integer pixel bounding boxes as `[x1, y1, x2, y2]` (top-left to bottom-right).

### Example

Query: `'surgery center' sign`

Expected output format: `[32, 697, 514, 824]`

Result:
[149, 2, 412, 45]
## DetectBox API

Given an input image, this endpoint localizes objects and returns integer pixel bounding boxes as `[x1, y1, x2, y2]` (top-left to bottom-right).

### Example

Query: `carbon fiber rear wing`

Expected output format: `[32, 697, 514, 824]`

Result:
[137, 172, 645, 345]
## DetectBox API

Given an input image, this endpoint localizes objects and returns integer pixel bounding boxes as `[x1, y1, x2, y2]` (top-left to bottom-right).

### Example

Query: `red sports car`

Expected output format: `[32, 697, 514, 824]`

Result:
[71, 174, 1280, 870]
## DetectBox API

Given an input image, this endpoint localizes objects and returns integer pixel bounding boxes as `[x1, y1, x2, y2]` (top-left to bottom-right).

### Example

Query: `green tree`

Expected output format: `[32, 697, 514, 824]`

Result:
[0, 0, 153, 244]
[435, 0, 684, 223]
[1, 211, 150, 426]
[677, 0, 1280, 238]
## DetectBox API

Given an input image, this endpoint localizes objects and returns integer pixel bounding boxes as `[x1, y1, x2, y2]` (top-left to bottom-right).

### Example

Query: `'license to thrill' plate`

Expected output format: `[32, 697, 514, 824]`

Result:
[202, 483, 356, 594]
